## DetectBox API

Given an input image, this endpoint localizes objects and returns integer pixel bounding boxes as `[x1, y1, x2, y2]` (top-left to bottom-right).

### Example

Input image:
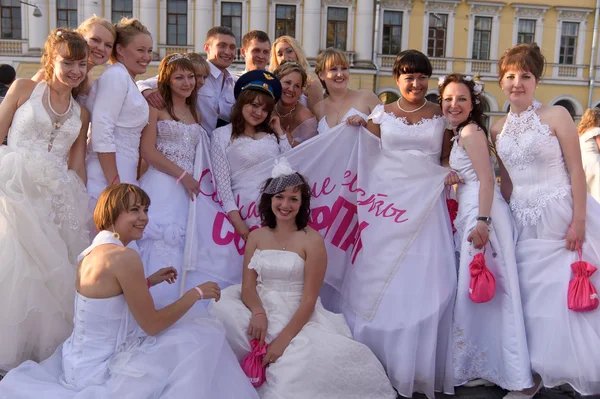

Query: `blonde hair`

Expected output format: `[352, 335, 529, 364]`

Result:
[110, 17, 151, 64]
[273, 61, 308, 88]
[94, 184, 151, 232]
[578, 108, 600, 135]
[76, 15, 116, 41]
[314, 48, 349, 93]
[269, 36, 309, 73]
[42, 28, 88, 84]
[184, 52, 210, 75]
[158, 54, 199, 124]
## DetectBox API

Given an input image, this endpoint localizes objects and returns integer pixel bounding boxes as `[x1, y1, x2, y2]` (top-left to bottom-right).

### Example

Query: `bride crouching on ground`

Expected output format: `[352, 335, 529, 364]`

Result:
[210, 158, 396, 398]
[0, 184, 259, 398]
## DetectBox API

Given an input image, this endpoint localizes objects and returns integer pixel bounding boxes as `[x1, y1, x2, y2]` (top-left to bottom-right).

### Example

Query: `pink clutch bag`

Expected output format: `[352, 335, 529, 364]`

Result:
[469, 243, 496, 303]
[241, 339, 268, 387]
[568, 247, 599, 312]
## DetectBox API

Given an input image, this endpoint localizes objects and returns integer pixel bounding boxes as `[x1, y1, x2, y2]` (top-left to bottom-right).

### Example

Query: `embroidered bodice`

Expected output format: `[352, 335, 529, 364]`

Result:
[153, 120, 203, 174]
[8, 82, 81, 168]
[210, 124, 291, 213]
[86, 62, 149, 160]
[496, 100, 571, 225]
[317, 108, 368, 134]
[369, 104, 446, 163]
[248, 249, 305, 302]
[450, 137, 480, 185]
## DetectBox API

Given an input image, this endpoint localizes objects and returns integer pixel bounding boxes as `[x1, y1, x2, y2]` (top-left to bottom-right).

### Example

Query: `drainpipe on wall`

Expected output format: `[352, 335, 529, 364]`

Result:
[373, 0, 381, 97]
[588, 0, 600, 108]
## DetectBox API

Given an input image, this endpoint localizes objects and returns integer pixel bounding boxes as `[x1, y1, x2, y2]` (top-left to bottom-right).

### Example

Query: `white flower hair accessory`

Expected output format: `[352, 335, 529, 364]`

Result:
[464, 75, 473, 82]
[56, 31, 63, 37]
[264, 157, 304, 194]
[438, 76, 446, 86]
[473, 83, 483, 96]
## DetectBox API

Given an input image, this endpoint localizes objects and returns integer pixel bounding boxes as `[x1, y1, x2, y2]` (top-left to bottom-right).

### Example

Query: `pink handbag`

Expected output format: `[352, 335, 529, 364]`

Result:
[241, 339, 268, 387]
[567, 233, 599, 312]
[469, 240, 496, 303]
[446, 187, 458, 234]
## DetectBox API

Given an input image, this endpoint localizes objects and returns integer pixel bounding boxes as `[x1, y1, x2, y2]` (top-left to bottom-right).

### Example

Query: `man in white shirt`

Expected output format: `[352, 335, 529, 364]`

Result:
[137, 27, 237, 136]
[235, 30, 271, 77]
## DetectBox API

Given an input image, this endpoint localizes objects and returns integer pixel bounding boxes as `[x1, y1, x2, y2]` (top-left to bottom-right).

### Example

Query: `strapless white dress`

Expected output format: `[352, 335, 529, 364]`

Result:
[0, 231, 259, 398]
[210, 249, 396, 399]
[0, 82, 90, 373]
[496, 101, 600, 395]
[450, 132, 532, 390]
[317, 108, 367, 135]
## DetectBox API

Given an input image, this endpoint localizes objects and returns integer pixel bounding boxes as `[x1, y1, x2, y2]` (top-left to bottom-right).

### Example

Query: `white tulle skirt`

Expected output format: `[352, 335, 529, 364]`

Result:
[0, 148, 89, 373]
[513, 193, 600, 395]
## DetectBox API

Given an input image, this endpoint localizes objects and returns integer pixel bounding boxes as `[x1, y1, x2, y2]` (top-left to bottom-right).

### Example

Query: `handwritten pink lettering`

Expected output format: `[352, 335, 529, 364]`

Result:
[199, 169, 220, 204]
[312, 177, 336, 198]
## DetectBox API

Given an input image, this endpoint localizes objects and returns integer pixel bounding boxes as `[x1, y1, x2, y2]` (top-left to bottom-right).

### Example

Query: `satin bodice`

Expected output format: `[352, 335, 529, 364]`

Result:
[248, 249, 305, 302]
[8, 82, 81, 169]
[153, 120, 203, 174]
[369, 104, 445, 163]
[496, 101, 571, 225]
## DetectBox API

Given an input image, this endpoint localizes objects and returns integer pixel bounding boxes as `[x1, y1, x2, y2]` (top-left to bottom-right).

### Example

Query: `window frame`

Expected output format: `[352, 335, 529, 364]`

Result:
[381, 10, 403, 56]
[275, 4, 296, 38]
[166, 0, 188, 46]
[220, 1, 243, 47]
[326, 6, 348, 50]
[57, 0, 78, 29]
[0, 0, 21, 40]
[516, 18, 536, 44]
[471, 15, 492, 60]
[427, 12, 447, 58]
[111, 0, 133, 24]
[559, 21, 578, 65]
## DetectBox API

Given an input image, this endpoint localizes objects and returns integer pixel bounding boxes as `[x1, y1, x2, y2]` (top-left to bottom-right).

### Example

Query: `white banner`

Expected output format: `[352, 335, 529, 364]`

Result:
[183, 126, 449, 320]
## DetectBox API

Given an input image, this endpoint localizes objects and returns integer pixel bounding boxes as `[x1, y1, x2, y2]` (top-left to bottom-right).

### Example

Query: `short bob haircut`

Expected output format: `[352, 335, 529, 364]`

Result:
[94, 184, 151, 232]
[314, 48, 349, 93]
[498, 42, 545, 82]
[258, 174, 312, 230]
[273, 61, 308, 88]
[392, 50, 432, 80]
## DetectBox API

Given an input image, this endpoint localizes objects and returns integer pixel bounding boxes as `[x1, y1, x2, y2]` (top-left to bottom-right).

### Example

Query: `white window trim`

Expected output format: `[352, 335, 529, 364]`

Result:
[269, 0, 302, 40]
[549, 94, 584, 116]
[104, 0, 139, 22]
[50, 0, 83, 30]
[159, 0, 194, 46]
[466, 1, 503, 75]
[511, 4, 549, 46]
[377, 0, 412, 56]
[554, 7, 592, 67]
[214, 0, 248, 47]
[321, 0, 354, 52]
[421, 0, 459, 59]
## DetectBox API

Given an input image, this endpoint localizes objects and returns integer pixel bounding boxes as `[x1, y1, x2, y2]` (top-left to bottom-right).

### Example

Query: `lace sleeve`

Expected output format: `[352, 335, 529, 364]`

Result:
[210, 127, 238, 213]
[90, 66, 129, 153]
[368, 104, 386, 125]
[136, 75, 158, 92]
[278, 133, 292, 153]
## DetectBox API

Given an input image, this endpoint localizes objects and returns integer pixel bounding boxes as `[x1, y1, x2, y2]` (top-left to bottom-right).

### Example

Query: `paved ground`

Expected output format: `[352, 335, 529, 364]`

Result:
[410, 386, 600, 399]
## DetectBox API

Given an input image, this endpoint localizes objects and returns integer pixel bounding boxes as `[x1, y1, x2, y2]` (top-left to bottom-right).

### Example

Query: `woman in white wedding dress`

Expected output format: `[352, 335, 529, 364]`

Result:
[577, 109, 600, 202]
[313, 48, 380, 135]
[440, 74, 532, 390]
[492, 43, 600, 397]
[210, 160, 396, 399]
[138, 53, 207, 306]
[0, 29, 91, 373]
[85, 18, 152, 203]
[338, 50, 456, 398]
[0, 184, 259, 398]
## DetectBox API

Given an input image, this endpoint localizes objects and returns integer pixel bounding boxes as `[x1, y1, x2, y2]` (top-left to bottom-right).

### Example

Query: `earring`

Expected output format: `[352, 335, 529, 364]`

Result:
[112, 225, 120, 240]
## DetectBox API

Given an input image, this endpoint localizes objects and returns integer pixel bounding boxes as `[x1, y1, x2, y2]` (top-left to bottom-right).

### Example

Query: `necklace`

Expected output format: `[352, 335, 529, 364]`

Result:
[331, 92, 350, 126]
[42, 85, 73, 152]
[173, 106, 189, 123]
[275, 101, 297, 119]
[273, 230, 293, 250]
[396, 98, 427, 113]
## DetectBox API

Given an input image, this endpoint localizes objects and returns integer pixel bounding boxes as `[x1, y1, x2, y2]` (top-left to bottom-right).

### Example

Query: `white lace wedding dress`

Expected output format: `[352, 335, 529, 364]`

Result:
[0, 231, 259, 398]
[0, 82, 90, 373]
[210, 249, 397, 399]
[496, 100, 600, 395]
[138, 120, 204, 306]
[450, 131, 532, 390]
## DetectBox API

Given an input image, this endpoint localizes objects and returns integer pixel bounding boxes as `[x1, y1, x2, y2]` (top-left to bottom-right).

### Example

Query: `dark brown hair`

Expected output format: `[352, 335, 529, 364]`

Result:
[392, 50, 432, 80]
[230, 89, 277, 140]
[498, 42, 545, 82]
[242, 30, 270, 49]
[206, 26, 235, 42]
[158, 54, 199, 123]
[258, 174, 312, 230]
[94, 184, 151, 231]
[438, 73, 488, 137]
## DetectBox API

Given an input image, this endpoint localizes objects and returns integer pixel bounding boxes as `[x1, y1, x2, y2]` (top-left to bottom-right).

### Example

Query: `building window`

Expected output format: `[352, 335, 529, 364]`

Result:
[112, 0, 133, 23]
[559, 22, 578, 65]
[517, 19, 535, 44]
[326, 7, 348, 50]
[275, 5, 295, 38]
[382, 11, 402, 56]
[167, 0, 187, 45]
[1, 0, 21, 39]
[472, 16, 492, 60]
[57, 0, 78, 29]
[221, 2, 242, 46]
[427, 13, 447, 58]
